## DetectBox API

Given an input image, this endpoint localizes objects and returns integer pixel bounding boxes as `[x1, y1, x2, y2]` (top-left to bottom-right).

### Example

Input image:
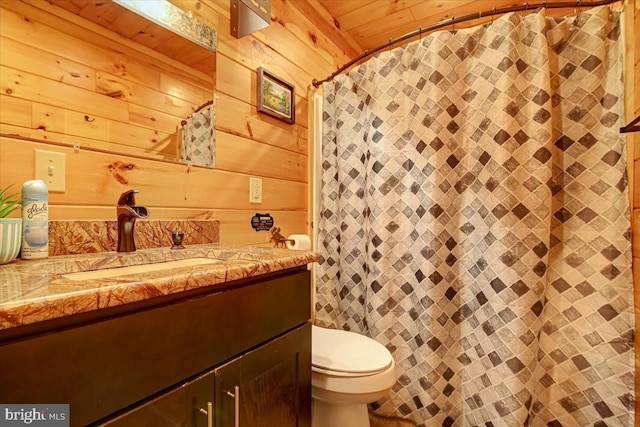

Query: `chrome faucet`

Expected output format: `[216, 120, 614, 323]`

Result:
[117, 189, 150, 252]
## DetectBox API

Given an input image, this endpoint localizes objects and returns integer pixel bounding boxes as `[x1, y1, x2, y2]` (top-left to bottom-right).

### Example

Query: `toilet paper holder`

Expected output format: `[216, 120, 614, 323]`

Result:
[284, 234, 311, 250]
[269, 228, 310, 250]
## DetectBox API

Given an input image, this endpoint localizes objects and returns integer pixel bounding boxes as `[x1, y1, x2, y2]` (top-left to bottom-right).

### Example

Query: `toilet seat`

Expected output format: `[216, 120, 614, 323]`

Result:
[311, 325, 393, 376]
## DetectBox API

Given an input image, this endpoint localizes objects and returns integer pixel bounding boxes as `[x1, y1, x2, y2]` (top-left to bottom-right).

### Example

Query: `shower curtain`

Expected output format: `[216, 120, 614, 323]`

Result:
[179, 105, 215, 168]
[315, 6, 633, 426]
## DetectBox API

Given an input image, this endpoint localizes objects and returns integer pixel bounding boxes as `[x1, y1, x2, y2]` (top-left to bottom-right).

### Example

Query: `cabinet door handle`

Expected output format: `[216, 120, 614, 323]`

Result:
[225, 386, 240, 427]
[198, 401, 213, 427]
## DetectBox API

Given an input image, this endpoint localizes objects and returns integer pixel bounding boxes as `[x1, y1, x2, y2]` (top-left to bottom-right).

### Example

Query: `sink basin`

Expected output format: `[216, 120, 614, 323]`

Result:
[63, 258, 221, 281]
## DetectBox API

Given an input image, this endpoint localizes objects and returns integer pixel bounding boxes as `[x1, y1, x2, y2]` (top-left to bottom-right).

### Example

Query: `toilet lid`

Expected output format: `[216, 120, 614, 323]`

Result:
[312, 326, 393, 374]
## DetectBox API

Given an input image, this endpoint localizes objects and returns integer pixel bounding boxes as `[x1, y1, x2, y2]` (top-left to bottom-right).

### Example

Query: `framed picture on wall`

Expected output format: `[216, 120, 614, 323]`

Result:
[256, 67, 295, 124]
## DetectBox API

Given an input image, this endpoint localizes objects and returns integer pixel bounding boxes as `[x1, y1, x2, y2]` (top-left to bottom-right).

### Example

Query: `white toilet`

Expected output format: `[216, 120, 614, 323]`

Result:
[311, 325, 397, 427]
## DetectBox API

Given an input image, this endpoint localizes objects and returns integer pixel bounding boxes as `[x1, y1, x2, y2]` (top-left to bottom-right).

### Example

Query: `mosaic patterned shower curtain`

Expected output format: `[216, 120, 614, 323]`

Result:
[179, 105, 215, 168]
[315, 6, 633, 426]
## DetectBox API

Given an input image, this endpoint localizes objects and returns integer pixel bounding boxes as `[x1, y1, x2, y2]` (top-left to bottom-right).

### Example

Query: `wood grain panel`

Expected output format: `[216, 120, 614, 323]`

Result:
[347, 0, 527, 50]
[203, 0, 348, 79]
[319, 0, 625, 52]
[0, 124, 175, 162]
[0, 138, 307, 212]
[216, 15, 320, 97]
[94, 70, 200, 118]
[216, 133, 307, 182]
[0, 36, 95, 92]
[338, 0, 427, 31]
[216, 93, 307, 154]
[47, 0, 216, 75]
[5, 0, 211, 86]
[0, 94, 31, 128]
[216, 53, 255, 103]
[0, 65, 129, 123]
[0, 0, 213, 167]
[315, 0, 373, 18]
[271, 0, 357, 67]
[30, 103, 176, 158]
[635, 160, 640, 208]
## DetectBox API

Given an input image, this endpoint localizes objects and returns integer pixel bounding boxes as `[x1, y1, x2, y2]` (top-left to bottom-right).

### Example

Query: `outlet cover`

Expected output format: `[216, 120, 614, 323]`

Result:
[249, 177, 262, 204]
[35, 149, 66, 192]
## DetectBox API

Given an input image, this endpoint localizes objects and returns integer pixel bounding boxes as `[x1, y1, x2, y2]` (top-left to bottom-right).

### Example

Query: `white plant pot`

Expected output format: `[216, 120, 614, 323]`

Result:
[0, 218, 22, 264]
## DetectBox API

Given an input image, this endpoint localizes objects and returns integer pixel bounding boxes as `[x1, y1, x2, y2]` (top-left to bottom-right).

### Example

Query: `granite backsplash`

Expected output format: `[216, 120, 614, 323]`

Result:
[47, 220, 220, 256]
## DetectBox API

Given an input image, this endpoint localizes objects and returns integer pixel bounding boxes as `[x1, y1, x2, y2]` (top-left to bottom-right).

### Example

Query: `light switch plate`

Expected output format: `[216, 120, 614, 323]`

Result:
[35, 149, 65, 192]
[249, 177, 262, 204]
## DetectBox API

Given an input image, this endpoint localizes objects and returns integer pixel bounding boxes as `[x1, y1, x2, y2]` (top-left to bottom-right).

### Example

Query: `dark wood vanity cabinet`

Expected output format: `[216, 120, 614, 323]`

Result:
[0, 267, 312, 427]
[210, 324, 310, 427]
[103, 324, 310, 427]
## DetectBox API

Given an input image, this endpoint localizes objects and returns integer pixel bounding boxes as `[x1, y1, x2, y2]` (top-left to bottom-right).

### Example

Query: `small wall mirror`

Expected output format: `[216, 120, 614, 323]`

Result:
[3, 0, 217, 168]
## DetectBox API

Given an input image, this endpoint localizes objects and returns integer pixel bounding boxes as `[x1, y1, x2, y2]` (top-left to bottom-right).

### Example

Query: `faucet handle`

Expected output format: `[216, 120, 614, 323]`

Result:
[118, 189, 140, 206]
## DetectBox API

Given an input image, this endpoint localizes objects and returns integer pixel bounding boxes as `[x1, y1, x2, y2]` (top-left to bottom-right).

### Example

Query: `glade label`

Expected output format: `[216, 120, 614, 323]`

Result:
[25, 202, 48, 219]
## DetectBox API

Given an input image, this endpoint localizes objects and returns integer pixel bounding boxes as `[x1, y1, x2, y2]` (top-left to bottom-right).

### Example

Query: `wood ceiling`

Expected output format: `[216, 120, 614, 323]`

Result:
[318, 0, 616, 53]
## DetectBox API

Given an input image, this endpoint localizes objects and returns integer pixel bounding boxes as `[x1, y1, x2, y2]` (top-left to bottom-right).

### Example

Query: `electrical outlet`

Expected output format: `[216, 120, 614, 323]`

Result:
[35, 149, 65, 192]
[249, 177, 262, 204]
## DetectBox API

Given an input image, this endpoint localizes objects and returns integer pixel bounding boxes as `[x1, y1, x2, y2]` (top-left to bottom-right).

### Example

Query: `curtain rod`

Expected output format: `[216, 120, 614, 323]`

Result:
[620, 115, 640, 133]
[312, 0, 620, 88]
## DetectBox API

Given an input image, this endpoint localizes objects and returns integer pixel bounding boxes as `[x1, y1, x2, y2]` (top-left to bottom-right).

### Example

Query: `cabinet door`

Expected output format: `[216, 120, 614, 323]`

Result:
[99, 369, 216, 427]
[99, 385, 187, 427]
[209, 324, 311, 427]
[187, 370, 215, 427]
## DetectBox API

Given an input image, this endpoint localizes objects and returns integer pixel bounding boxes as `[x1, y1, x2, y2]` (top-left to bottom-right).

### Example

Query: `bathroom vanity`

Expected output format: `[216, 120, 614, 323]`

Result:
[0, 246, 320, 426]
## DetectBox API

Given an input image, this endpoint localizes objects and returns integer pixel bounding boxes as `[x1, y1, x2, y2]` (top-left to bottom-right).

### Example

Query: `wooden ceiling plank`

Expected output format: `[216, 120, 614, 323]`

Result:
[287, 0, 364, 57]
[347, 8, 420, 49]
[78, 1, 126, 29]
[337, 0, 417, 31]
[411, 1, 522, 22]
[317, 0, 375, 19]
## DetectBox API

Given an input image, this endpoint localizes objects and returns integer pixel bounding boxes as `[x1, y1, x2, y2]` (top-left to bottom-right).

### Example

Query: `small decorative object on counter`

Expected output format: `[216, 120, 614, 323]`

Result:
[270, 227, 288, 248]
[171, 230, 185, 249]
[0, 184, 23, 264]
[21, 179, 49, 260]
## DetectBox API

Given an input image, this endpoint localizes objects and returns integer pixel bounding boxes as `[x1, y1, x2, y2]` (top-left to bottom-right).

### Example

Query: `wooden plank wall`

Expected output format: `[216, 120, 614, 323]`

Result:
[0, 0, 359, 245]
[628, 0, 640, 422]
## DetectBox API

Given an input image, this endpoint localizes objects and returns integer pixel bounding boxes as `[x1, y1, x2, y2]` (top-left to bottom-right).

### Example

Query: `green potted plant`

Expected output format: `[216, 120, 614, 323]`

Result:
[0, 185, 23, 264]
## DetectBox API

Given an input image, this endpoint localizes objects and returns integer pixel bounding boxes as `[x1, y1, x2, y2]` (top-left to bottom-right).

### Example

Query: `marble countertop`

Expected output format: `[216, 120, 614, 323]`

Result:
[0, 244, 321, 331]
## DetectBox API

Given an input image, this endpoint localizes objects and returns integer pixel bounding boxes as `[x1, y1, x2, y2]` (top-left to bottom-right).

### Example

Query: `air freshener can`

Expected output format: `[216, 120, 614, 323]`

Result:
[21, 179, 48, 259]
